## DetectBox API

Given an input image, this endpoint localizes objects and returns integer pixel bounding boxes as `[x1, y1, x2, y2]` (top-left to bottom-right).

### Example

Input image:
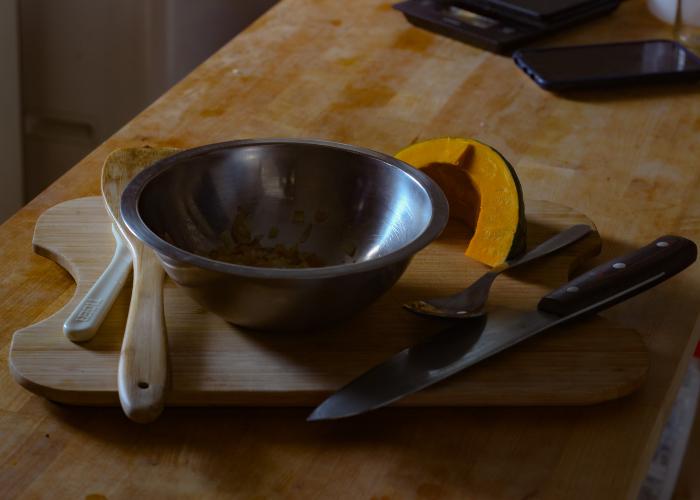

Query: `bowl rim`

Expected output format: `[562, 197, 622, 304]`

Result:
[121, 138, 449, 280]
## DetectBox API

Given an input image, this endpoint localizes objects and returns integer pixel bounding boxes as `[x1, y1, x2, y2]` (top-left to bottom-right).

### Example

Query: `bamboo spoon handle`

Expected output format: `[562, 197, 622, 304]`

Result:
[117, 245, 167, 423]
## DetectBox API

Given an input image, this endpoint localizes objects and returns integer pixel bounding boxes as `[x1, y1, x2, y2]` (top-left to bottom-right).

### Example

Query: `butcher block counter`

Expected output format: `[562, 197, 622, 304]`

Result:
[2, 0, 700, 498]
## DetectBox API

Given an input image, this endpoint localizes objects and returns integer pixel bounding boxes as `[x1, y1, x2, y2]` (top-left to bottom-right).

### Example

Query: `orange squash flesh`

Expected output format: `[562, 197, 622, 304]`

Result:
[396, 138, 526, 267]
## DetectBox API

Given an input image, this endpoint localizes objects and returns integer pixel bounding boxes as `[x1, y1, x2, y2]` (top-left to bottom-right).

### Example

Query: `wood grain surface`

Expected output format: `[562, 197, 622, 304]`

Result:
[1, 0, 699, 498]
[10, 197, 650, 407]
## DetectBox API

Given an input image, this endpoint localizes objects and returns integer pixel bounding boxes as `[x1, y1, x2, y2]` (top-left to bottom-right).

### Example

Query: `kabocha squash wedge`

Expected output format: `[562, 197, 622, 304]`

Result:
[396, 138, 526, 267]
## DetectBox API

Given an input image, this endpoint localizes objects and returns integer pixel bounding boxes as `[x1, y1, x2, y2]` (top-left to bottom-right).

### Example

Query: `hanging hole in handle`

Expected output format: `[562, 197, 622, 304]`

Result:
[138, 381, 149, 389]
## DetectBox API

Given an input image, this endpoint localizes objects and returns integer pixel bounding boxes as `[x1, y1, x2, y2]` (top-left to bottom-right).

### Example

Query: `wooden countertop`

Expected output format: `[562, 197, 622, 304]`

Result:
[2, 0, 699, 497]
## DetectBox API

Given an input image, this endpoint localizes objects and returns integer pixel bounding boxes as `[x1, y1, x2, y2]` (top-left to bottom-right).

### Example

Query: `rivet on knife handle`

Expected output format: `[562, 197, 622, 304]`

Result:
[538, 235, 697, 317]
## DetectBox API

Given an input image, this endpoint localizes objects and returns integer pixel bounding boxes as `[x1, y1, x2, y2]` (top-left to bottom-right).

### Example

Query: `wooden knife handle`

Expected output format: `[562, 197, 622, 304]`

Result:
[118, 245, 168, 423]
[538, 235, 697, 317]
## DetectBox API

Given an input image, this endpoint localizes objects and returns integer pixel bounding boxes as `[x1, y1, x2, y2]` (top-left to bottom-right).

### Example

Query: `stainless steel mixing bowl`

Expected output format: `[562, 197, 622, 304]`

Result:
[121, 139, 448, 331]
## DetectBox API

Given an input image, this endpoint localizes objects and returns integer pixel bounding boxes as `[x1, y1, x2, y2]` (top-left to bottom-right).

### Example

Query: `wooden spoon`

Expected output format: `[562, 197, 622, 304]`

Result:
[101, 146, 180, 423]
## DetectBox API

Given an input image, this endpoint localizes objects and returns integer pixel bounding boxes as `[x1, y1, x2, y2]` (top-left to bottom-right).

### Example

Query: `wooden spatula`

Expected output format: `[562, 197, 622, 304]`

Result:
[101, 146, 180, 423]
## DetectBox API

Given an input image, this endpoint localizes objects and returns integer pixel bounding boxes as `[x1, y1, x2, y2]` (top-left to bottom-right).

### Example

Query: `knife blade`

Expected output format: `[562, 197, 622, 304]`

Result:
[308, 235, 697, 421]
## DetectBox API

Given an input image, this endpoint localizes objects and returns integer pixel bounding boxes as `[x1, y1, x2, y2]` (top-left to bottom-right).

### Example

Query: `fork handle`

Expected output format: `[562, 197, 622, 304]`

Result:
[506, 224, 593, 271]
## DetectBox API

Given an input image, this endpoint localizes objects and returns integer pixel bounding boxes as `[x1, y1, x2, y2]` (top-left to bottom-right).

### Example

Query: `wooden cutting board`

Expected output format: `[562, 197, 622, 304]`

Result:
[9, 197, 649, 407]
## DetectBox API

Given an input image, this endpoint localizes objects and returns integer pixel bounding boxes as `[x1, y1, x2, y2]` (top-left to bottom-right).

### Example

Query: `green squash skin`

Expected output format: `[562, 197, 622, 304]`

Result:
[479, 140, 527, 262]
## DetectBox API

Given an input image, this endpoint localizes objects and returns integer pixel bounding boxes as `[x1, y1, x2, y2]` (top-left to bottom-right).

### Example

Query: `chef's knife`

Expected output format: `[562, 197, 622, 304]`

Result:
[308, 235, 697, 421]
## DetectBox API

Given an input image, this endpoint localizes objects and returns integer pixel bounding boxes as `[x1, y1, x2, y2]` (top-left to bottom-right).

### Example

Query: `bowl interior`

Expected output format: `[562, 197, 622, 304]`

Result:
[136, 143, 437, 268]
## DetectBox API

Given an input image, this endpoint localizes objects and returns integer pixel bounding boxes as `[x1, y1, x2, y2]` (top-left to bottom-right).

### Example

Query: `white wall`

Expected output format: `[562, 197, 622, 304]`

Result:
[20, 0, 160, 199]
[19, 0, 278, 200]
[163, 0, 279, 87]
[0, 0, 24, 222]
